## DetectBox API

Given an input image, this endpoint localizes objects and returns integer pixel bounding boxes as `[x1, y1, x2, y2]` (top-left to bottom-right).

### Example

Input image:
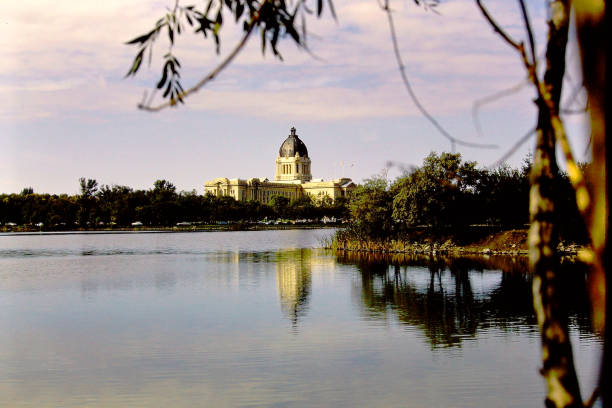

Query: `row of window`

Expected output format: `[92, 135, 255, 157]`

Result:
[280, 163, 310, 174]
[217, 186, 346, 202]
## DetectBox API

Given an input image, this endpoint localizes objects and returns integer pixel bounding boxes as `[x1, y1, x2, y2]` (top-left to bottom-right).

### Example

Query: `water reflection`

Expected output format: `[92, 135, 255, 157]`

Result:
[0, 232, 601, 408]
[337, 252, 595, 347]
[275, 250, 312, 329]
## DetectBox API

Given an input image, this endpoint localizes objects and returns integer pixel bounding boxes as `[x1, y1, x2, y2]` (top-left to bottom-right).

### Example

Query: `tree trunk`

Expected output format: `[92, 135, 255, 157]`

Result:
[529, 1, 584, 407]
[572, 1, 607, 406]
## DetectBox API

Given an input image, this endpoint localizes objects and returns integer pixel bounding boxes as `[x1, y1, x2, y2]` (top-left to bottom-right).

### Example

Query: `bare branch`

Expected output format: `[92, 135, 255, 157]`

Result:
[382, 0, 497, 150]
[561, 81, 587, 113]
[518, 0, 537, 66]
[472, 79, 528, 138]
[475, 0, 539, 94]
[488, 127, 536, 169]
[560, 107, 587, 115]
[475, 0, 521, 50]
[584, 387, 600, 408]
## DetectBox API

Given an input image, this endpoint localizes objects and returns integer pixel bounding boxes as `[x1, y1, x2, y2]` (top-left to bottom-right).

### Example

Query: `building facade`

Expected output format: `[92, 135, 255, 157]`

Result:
[204, 127, 354, 204]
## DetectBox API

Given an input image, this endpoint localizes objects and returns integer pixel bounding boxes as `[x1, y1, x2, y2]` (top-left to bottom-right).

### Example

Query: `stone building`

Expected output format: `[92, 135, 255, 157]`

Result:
[204, 127, 355, 204]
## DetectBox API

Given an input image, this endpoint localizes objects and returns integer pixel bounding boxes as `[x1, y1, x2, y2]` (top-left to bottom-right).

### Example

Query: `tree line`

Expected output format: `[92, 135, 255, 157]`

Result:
[1, 152, 584, 236]
[0, 178, 348, 229]
[342, 152, 586, 242]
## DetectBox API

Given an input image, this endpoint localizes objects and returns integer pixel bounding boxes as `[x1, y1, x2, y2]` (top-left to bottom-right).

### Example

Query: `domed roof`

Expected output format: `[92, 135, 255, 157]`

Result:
[279, 127, 309, 158]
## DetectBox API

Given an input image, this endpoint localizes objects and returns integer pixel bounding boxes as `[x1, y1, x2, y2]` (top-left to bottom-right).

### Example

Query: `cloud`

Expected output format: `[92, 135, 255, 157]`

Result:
[0, 0, 553, 123]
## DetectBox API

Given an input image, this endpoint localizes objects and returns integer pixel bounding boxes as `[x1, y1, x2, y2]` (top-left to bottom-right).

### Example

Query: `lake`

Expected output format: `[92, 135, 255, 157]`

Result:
[0, 229, 602, 407]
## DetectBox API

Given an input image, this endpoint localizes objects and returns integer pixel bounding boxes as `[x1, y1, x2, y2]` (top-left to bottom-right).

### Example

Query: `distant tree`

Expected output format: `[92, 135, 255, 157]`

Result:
[78, 178, 98, 227]
[269, 195, 289, 218]
[149, 179, 179, 225]
[96, 184, 134, 225]
[287, 196, 316, 220]
[177, 189, 205, 222]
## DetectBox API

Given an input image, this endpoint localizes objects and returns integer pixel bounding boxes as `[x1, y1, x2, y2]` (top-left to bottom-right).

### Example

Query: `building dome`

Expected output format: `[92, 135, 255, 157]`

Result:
[279, 127, 309, 158]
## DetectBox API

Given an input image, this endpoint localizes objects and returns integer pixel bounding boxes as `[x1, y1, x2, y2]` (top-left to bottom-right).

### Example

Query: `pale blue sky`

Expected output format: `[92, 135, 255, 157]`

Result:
[1, 0, 588, 194]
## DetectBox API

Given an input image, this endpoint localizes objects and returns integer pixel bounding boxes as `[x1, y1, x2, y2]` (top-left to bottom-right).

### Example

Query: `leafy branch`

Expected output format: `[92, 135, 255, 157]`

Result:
[125, 0, 336, 110]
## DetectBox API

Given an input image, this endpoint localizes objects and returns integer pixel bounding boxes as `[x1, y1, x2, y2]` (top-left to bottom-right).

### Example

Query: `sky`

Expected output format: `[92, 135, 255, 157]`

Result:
[1, 0, 589, 195]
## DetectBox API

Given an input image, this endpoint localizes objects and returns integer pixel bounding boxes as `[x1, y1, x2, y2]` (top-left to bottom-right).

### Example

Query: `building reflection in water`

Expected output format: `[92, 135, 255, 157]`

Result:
[200, 249, 316, 330]
[275, 249, 312, 330]
[336, 251, 595, 348]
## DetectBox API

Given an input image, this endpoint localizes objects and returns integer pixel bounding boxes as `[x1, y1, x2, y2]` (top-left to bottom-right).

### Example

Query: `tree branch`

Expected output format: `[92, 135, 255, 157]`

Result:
[518, 0, 537, 66]
[475, 0, 521, 51]
[138, 2, 265, 112]
[488, 127, 535, 168]
[472, 79, 528, 138]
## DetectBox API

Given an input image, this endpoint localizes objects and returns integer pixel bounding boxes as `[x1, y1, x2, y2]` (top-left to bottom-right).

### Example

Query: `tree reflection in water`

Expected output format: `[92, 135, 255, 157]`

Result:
[337, 252, 594, 348]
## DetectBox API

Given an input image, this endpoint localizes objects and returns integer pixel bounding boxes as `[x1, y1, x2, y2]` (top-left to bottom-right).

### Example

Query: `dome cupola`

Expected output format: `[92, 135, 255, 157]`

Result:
[275, 127, 312, 182]
[279, 127, 309, 158]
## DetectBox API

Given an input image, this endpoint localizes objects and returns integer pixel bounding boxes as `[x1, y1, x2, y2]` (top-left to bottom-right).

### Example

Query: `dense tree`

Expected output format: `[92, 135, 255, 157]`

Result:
[392, 152, 481, 229]
[477, 164, 529, 227]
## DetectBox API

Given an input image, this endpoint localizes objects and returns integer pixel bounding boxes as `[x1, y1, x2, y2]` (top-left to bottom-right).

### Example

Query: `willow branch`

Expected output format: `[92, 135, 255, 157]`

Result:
[138, 4, 265, 112]
[383, 1, 497, 150]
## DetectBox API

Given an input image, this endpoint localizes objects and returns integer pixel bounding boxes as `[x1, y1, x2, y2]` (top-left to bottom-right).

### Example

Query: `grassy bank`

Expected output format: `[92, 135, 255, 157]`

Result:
[328, 228, 584, 256]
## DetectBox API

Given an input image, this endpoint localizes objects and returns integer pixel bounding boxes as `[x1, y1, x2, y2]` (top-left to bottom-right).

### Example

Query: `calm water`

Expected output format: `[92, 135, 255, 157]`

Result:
[0, 230, 602, 407]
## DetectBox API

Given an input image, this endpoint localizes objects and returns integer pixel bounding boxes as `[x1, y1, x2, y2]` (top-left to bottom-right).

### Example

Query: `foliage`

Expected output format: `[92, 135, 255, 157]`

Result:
[125, 0, 338, 106]
[476, 164, 529, 227]
[391, 152, 481, 229]
[0, 178, 347, 229]
[347, 174, 394, 239]
[341, 153, 585, 242]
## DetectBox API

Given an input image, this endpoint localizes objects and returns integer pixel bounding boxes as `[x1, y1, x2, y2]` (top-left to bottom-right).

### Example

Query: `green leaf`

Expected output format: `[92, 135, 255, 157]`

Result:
[261, 27, 266, 55]
[125, 29, 155, 45]
[168, 26, 174, 44]
[163, 81, 172, 97]
[285, 24, 300, 44]
[157, 62, 169, 89]
[205, 0, 214, 17]
[327, 0, 337, 20]
[215, 7, 223, 25]
[125, 48, 145, 77]
[235, 2, 244, 21]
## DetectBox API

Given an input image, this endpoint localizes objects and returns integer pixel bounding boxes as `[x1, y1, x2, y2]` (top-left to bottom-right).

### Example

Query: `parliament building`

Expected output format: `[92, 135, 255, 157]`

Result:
[204, 127, 355, 203]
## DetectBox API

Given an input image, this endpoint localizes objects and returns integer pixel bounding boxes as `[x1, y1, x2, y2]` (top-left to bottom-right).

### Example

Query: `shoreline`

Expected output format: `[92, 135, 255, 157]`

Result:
[0, 223, 338, 235]
[329, 229, 585, 257]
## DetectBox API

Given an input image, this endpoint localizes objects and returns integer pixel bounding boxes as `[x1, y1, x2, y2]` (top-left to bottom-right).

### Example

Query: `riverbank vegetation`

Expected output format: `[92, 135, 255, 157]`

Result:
[333, 152, 588, 252]
[0, 178, 348, 231]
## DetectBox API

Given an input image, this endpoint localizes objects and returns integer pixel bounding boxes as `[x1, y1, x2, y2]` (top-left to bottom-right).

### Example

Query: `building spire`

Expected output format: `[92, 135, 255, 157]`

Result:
[290, 126, 296, 136]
